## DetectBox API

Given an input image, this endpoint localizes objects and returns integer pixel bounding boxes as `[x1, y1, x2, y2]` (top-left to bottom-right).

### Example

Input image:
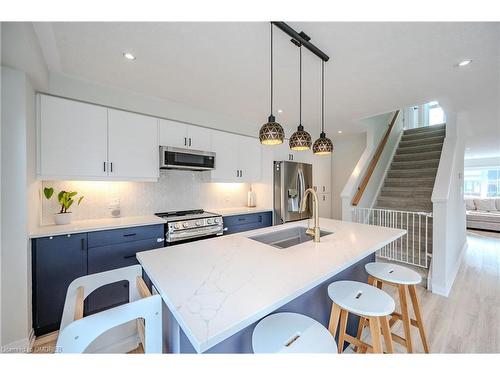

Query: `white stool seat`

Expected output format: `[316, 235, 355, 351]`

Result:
[252, 312, 338, 353]
[365, 262, 421, 285]
[328, 280, 395, 317]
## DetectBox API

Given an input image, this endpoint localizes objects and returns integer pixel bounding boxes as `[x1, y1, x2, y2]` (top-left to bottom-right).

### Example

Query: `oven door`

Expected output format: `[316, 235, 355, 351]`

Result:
[160, 146, 215, 171]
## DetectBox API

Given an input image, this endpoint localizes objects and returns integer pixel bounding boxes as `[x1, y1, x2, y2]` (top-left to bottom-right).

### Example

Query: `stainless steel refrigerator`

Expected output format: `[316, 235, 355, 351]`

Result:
[273, 161, 313, 224]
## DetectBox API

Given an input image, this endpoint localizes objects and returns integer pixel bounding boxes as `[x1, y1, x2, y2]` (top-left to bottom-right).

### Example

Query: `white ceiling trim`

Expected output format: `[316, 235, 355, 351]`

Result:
[32, 22, 62, 72]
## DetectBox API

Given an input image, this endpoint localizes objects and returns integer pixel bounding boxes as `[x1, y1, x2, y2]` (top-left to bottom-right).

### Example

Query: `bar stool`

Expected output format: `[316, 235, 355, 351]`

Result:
[364, 262, 429, 353]
[328, 280, 395, 354]
[252, 312, 338, 353]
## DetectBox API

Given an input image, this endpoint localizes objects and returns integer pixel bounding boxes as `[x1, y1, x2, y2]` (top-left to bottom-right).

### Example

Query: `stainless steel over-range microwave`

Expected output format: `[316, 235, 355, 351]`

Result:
[159, 146, 216, 171]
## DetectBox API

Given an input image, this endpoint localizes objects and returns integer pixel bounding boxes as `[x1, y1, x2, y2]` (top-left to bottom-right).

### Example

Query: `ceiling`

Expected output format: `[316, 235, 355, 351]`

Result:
[37, 22, 500, 157]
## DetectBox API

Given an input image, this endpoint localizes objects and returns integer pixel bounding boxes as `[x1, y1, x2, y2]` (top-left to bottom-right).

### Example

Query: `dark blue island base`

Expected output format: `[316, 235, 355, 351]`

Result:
[161, 252, 375, 353]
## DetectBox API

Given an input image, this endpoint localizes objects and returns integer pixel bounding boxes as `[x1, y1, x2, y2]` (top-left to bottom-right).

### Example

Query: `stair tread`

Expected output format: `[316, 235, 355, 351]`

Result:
[399, 135, 445, 146]
[403, 124, 446, 135]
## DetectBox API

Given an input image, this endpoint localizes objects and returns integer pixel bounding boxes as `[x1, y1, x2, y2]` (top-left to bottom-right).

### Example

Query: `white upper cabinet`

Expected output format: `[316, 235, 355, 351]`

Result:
[38, 95, 108, 179]
[159, 119, 212, 151]
[211, 131, 261, 182]
[211, 131, 239, 181]
[38, 94, 159, 181]
[312, 154, 332, 193]
[238, 136, 261, 182]
[272, 141, 313, 164]
[107, 109, 159, 180]
[188, 125, 212, 151]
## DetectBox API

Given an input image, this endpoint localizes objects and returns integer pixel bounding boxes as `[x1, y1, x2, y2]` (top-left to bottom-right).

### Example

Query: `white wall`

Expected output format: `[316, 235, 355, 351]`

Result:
[0, 23, 49, 91]
[340, 111, 402, 219]
[1, 22, 46, 349]
[331, 134, 366, 219]
[1, 67, 31, 349]
[430, 112, 467, 296]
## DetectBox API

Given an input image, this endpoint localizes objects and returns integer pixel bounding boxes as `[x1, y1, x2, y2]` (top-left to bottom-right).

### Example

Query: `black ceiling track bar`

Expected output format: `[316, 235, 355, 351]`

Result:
[272, 21, 330, 62]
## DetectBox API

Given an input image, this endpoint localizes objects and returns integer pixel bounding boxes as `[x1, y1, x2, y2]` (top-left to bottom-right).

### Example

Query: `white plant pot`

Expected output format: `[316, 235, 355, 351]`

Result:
[54, 212, 73, 225]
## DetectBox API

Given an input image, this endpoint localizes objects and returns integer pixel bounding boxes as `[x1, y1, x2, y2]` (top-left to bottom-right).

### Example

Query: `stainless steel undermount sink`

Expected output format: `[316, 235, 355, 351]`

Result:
[249, 226, 333, 249]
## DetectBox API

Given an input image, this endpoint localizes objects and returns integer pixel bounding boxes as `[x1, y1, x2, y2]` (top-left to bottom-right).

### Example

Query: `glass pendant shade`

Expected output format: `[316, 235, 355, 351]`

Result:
[313, 132, 333, 155]
[289, 125, 312, 150]
[259, 115, 284, 145]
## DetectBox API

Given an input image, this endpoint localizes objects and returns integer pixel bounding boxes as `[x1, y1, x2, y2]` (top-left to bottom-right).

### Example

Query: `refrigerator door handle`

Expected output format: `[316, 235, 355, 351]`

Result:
[297, 168, 305, 212]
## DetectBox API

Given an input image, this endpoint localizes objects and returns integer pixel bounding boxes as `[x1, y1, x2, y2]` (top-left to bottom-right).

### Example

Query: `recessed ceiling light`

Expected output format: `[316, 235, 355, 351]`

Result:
[123, 52, 136, 60]
[277, 109, 283, 113]
[457, 59, 472, 67]
[338, 130, 342, 134]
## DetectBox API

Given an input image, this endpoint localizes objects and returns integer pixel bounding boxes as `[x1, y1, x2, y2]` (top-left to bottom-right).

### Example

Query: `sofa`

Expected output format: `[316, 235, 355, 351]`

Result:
[465, 198, 500, 232]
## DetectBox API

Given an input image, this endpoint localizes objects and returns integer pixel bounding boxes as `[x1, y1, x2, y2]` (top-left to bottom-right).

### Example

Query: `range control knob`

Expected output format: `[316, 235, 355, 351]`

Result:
[195, 220, 202, 226]
[174, 222, 181, 230]
[182, 222, 189, 228]
[215, 217, 222, 224]
[207, 218, 214, 224]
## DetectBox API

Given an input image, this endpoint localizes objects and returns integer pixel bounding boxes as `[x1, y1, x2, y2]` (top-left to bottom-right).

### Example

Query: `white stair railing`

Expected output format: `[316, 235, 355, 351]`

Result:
[351, 207, 432, 268]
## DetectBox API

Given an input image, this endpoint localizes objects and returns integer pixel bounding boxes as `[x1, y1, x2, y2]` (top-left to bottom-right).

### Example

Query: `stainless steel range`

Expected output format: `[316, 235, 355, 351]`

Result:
[155, 209, 223, 245]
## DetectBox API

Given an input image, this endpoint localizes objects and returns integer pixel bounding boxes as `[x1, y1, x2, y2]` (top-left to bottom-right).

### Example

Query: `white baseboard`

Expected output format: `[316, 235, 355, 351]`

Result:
[432, 240, 467, 297]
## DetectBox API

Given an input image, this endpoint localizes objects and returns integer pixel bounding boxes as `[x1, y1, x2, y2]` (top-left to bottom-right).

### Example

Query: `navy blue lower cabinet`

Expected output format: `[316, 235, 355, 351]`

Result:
[32, 233, 88, 336]
[85, 226, 164, 316]
[223, 211, 272, 235]
[31, 224, 164, 336]
[85, 237, 164, 315]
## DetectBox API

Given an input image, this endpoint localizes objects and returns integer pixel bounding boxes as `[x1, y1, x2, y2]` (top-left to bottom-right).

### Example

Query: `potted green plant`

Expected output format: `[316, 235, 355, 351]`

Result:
[43, 187, 84, 225]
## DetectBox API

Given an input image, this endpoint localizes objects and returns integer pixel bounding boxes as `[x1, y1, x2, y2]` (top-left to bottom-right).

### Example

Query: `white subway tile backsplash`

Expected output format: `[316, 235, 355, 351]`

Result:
[41, 170, 250, 225]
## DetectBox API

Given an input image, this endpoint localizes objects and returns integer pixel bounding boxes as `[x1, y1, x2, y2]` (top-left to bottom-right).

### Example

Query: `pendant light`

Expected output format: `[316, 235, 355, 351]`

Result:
[313, 60, 333, 155]
[289, 43, 312, 151]
[259, 23, 284, 145]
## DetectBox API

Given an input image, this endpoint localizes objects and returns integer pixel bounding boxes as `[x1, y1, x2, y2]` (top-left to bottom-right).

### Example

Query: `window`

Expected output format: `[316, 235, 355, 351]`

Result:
[428, 102, 445, 126]
[464, 167, 500, 198]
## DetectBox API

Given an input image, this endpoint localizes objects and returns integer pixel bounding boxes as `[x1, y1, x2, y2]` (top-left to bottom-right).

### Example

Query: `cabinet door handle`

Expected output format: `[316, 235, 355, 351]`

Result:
[123, 233, 137, 237]
[81, 238, 85, 250]
[104, 162, 107, 172]
[223, 227, 228, 232]
[184, 137, 187, 146]
[323, 195, 326, 201]
[236, 170, 239, 177]
[110, 162, 113, 173]
[156, 238, 164, 243]
[189, 138, 192, 147]
[240, 170, 243, 178]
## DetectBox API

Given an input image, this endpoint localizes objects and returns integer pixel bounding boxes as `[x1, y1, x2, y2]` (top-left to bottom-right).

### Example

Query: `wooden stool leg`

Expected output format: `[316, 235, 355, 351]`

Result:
[368, 317, 383, 353]
[398, 284, 413, 353]
[355, 317, 367, 352]
[408, 284, 430, 353]
[337, 309, 349, 353]
[328, 303, 342, 338]
[379, 316, 394, 354]
[367, 275, 376, 286]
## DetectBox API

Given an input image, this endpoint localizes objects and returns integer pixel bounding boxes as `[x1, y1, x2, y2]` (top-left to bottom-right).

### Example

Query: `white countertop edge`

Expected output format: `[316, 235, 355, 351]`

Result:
[29, 216, 167, 239]
[139, 227, 405, 353]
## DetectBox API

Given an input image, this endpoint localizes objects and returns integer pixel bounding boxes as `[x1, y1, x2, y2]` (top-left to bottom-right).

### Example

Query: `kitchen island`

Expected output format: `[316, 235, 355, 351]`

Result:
[137, 218, 405, 353]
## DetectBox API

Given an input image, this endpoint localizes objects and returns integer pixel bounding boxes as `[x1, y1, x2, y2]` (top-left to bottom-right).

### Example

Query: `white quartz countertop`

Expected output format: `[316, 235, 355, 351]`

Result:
[136, 218, 406, 353]
[29, 215, 167, 238]
[209, 207, 272, 217]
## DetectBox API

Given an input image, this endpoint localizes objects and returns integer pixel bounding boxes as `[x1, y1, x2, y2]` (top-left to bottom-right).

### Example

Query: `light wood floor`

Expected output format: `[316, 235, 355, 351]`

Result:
[33, 230, 500, 354]
[348, 229, 500, 353]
